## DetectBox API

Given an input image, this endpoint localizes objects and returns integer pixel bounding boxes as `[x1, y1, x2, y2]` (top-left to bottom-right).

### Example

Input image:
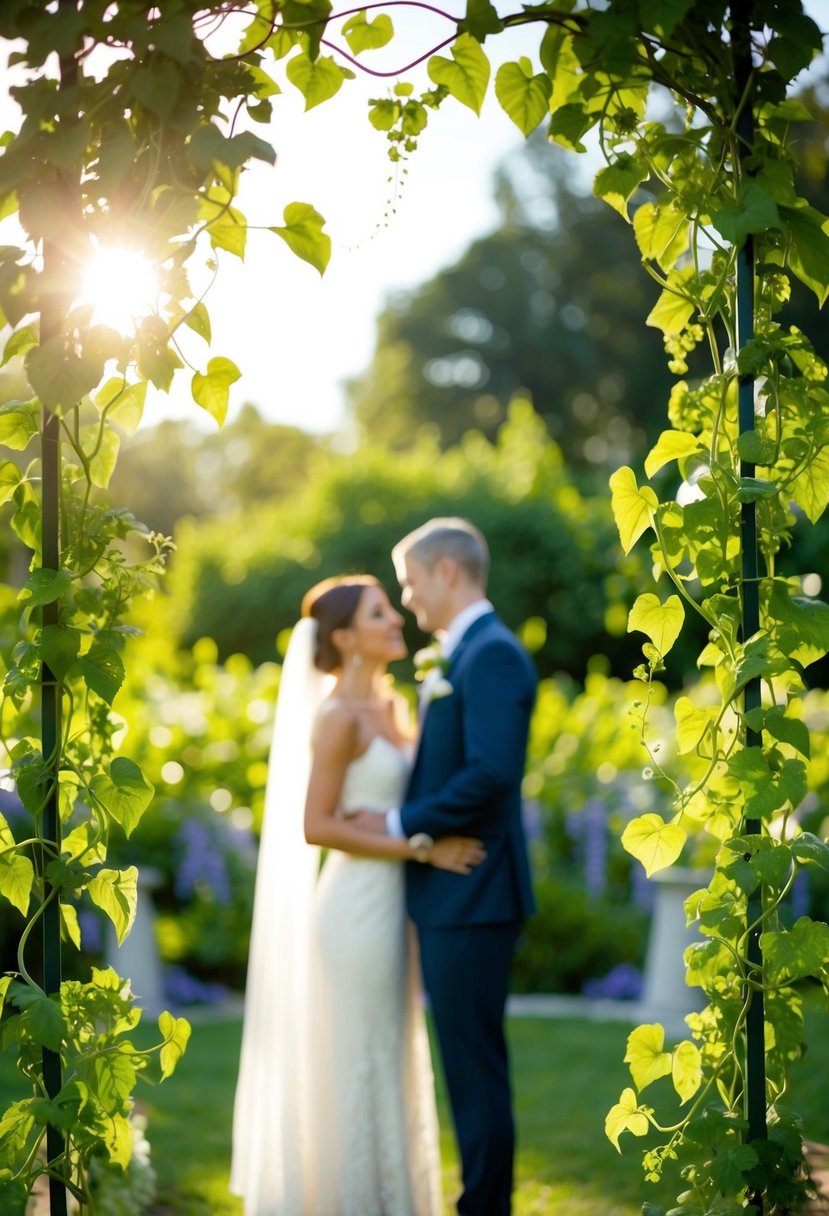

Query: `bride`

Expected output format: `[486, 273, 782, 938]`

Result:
[230, 575, 486, 1216]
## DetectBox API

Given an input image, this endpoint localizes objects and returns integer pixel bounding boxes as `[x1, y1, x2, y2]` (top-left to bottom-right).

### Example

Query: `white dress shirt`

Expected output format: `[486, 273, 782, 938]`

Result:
[437, 598, 494, 658]
[387, 599, 494, 839]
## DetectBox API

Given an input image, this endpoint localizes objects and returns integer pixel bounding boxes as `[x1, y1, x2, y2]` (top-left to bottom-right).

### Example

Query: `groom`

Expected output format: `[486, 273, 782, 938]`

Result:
[356, 517, 537, 1215]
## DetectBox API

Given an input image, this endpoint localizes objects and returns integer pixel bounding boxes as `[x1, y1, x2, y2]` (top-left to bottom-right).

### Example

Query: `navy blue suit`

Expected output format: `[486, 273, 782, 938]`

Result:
[400, 611, 536, 1215]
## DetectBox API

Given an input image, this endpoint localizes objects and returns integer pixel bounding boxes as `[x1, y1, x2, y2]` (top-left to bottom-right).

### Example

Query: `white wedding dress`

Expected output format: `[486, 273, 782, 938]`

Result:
[231, 727, 442, 1216]
[307, 735, 442, 1216]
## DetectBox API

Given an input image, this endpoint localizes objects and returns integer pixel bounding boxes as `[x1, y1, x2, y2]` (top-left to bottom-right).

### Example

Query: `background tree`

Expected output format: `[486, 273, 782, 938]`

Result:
[155, 400, 643, 677]
[108, 403, 323, 537]
[347, 136, 680, 473]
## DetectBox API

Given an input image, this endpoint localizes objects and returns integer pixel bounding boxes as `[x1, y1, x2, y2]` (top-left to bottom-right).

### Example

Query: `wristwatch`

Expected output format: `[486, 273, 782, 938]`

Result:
[408, 832, 435, 863]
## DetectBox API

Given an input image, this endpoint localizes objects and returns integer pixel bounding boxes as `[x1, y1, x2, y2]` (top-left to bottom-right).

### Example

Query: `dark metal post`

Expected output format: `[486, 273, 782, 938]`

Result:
[38, 11, 77, 1212]
[732, 0, 769, 1160]
[39, 342, 67, 1216]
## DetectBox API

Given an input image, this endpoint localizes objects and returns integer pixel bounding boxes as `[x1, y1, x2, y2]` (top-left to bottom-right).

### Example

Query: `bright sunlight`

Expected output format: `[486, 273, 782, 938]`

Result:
[79, 245, 159, 334]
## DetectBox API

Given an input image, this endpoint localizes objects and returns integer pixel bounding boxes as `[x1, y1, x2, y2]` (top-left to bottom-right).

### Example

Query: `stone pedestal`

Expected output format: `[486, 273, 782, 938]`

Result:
[639, 867, 709, 1037]
[105, 865, 166, 1016]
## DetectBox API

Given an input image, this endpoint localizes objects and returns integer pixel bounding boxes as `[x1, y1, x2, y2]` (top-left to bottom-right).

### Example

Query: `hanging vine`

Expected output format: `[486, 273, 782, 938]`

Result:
[0, 1, 828, 1213]
[0, 1, 331, 1206]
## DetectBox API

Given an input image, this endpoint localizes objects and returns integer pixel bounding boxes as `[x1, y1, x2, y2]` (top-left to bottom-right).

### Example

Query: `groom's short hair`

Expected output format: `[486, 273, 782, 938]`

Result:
[393, 517, 489, 587]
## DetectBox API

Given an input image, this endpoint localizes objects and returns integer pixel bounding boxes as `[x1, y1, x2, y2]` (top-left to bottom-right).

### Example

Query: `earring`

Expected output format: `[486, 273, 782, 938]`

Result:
[352, 653, 364, 668]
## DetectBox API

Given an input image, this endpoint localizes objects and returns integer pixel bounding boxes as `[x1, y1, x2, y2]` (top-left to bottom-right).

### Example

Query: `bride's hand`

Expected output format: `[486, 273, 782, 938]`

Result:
[430, 836, 487, 875]
[345, 810, 388, 835]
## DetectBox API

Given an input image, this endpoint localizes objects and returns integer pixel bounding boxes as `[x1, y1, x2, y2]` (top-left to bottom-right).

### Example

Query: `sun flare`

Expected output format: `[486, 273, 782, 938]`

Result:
[80, 246, 159, 334]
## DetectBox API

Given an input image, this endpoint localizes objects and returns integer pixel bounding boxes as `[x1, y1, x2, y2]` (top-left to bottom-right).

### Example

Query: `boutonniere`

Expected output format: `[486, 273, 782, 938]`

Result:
[426, 675, 454, 701]
[413, 643, 453, 702]
[413, 643, 449, 680]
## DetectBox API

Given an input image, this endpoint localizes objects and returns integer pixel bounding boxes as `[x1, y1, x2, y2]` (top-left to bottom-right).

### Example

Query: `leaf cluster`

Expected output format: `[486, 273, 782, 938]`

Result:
[345, 0, 822, 1204]
[0, 0, 392, 1191]
[0, 1, 323, 1201]
[529, 4, 829, 1208]
[1, 1, 828, 1210]
[0, 968, 189, 1199]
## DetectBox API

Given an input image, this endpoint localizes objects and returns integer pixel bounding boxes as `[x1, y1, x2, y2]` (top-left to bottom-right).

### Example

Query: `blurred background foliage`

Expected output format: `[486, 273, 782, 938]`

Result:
[152, 399, 649, 678]
[2, 118, 829, 1003]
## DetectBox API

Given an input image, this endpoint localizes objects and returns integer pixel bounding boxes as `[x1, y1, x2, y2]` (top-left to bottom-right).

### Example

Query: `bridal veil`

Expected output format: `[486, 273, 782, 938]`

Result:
[230, 618, 332, 1213]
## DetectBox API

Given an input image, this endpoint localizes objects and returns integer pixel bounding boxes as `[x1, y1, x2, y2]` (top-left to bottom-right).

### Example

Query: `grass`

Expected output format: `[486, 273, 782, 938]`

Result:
[134, 1013, 667, 1216]
[2, 996, 828, 1215]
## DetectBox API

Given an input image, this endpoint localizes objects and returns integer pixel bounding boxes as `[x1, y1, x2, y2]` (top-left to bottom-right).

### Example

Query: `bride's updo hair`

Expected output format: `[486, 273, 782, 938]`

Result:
[301, 575, 380, 673]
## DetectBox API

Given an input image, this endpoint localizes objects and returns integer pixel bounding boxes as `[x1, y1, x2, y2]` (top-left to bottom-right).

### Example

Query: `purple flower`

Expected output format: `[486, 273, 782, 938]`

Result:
[521, 800, 543, 842]
[583, 963, 643, 1001]
[165, 965, 227, 1007]
[78, 908, 103, 953]
[566, 799, 608, 896]
[175, 818, 231, 904]
[0, 788, 26, 826]
[631, 862, 655, 912]
[582, 800, 607, 897]
[789, 869, 809, 922]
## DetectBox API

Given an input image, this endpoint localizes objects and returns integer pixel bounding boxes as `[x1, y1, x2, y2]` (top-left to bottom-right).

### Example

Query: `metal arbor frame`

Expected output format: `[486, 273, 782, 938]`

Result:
[32, 4, 771, 1214]
[733, 0, 769, 1162]
[38, 21, 74, 1216]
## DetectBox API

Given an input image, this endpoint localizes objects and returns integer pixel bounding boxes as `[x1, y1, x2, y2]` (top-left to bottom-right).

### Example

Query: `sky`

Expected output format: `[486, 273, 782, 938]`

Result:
[0, 10, 591, 437]
[0, 6, 826, 438]
[165, 9, 566, 437]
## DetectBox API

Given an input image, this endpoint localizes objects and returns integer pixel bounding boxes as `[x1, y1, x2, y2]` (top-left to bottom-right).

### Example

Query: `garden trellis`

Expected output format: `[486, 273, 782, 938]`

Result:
[1, 2, 828, 1214]
[39, 149, 71, 1216]
[733, 0, 766, 1161]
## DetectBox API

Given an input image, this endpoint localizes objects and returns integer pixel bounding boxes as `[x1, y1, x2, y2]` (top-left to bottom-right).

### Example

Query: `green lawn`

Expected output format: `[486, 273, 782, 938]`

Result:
[134, 1013, 671, 1216]
[2, 998, 828, 1215]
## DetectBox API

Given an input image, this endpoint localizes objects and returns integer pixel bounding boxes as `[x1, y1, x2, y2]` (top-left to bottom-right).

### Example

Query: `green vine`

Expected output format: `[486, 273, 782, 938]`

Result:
[349, 1, 829, 1210]
[0, 0, 332, 1206]
[1, 1, 828, 1213]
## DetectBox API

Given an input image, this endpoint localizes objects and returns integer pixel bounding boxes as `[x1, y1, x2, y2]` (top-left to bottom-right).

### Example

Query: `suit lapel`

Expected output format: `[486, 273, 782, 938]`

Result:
[407, 612, 497, 790]
[445, 610, 496, 673]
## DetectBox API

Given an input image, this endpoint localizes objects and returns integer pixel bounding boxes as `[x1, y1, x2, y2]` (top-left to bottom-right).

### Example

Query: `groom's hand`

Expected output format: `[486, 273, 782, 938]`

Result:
[345, 810, 389, 836]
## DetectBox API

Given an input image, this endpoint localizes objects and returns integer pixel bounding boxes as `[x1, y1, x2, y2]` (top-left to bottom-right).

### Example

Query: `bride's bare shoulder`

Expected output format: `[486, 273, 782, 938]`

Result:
[311, 697, 360, 751]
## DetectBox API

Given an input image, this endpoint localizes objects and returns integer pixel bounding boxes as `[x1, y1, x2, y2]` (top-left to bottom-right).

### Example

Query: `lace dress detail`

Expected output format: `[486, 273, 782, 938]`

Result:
[305, 736, 441, 1216]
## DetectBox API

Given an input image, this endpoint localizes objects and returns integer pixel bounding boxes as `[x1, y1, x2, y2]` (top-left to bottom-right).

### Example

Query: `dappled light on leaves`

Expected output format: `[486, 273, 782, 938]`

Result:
[1, 3, 829, 1214]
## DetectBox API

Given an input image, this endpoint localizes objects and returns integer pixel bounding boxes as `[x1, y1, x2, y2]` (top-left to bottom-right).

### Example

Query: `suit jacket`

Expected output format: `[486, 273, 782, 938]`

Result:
[400, 611, 537, 928]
